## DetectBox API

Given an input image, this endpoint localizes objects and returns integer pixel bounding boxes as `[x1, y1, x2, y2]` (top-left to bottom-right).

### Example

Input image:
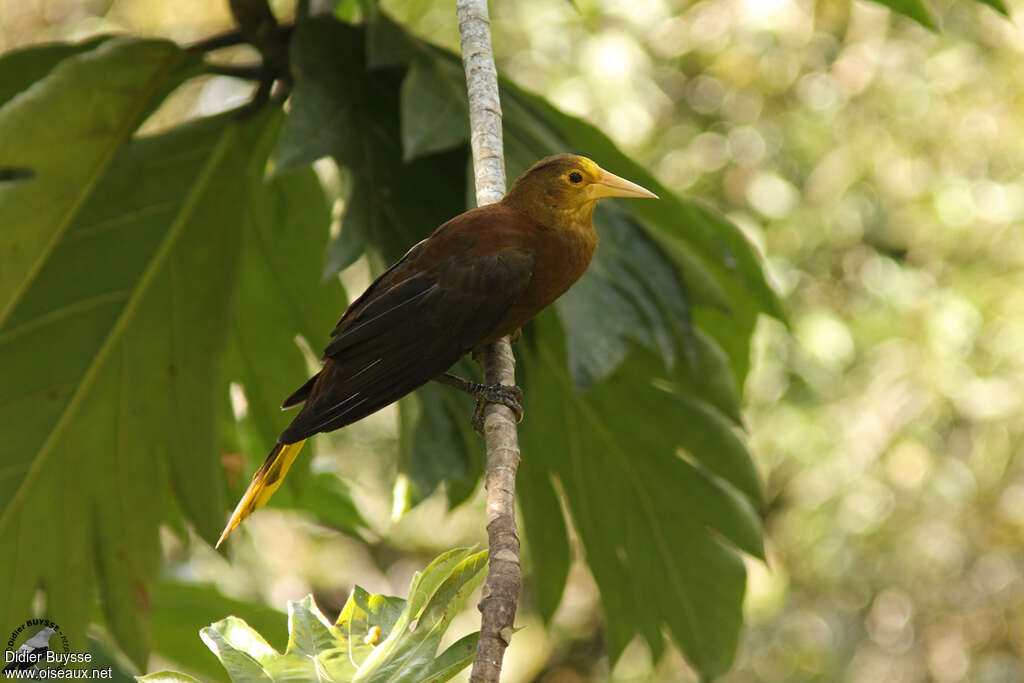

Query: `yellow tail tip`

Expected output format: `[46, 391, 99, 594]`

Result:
[215, 520, 237, 549]
[215, 439, 308, 548]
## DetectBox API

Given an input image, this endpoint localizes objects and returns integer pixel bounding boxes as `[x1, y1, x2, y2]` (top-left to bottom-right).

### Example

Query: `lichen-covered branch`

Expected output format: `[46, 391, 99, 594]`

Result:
[455, 2, 522, 682]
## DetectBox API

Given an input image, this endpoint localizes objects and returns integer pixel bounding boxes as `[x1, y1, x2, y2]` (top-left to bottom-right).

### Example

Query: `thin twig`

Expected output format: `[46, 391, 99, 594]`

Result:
[456, 3, 521, 682]
[186, 25, 293, 54]
[228, 0, 290, 81]
[203, 63, 268, 80]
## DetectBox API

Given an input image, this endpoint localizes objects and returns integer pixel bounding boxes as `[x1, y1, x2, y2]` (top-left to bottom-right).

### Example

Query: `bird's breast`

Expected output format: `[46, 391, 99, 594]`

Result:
[483, 227, 598, 344]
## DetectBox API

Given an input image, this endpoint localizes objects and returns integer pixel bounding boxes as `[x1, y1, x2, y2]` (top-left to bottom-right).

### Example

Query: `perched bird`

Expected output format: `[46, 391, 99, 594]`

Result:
[217, 154, 657, 546]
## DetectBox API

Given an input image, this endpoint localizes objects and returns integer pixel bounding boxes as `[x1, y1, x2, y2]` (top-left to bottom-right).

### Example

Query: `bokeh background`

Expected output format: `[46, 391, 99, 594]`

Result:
[3, 0, 1023, 680]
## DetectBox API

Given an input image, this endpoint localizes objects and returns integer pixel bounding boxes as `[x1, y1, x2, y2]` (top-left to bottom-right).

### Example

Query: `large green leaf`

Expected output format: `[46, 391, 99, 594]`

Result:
[0, 101, 276, 666]
[385, 24, 769, 676]
[170, 549, 486, 683]
[0, 38, 198, 329]
[519, 312, 762, 675]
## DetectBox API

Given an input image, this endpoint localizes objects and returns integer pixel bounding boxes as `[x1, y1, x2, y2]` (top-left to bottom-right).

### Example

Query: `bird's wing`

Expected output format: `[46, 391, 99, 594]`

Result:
[278, 244, 534, 443]
[279, 240, 433, 410]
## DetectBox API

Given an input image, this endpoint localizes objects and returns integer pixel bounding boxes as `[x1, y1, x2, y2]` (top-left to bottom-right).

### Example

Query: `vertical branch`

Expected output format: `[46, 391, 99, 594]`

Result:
[458, 0, 506, 206]
[456, 2, 521, 682]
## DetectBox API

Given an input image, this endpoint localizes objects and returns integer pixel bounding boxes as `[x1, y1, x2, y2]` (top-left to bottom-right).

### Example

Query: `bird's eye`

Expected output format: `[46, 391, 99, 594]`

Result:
[568, 171, 583, 184]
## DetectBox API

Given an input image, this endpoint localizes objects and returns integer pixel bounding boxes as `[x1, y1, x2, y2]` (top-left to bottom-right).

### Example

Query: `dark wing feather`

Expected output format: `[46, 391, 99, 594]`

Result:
[278, 246, 534, 444]
[279, 239, 435, 410]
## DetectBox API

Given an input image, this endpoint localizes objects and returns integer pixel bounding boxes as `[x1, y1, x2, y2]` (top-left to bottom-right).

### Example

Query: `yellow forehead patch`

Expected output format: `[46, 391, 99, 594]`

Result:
[577, 157, 601, 177]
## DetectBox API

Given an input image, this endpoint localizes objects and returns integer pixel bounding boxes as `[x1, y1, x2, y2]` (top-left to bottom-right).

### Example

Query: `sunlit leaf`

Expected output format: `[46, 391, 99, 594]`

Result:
[170, 550, 486, 683]
[352, 549, 487, 682]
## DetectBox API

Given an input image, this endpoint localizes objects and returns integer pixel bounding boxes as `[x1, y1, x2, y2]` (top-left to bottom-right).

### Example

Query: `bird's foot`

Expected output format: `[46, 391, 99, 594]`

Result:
[470, 384, 524, 435]
[434, 373, 523, 435]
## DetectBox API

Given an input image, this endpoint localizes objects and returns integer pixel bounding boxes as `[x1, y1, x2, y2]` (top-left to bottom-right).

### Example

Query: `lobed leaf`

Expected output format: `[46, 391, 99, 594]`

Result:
[519, 313, 762, 675]
[0, 58, 277, 663]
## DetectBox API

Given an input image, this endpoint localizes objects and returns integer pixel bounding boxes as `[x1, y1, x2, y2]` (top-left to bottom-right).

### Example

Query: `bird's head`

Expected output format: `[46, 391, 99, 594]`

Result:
[504, 154, 658, 225]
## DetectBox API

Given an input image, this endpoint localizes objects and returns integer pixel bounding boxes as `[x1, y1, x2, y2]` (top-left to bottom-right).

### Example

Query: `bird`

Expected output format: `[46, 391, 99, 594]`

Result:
[216, 154, 657, 547]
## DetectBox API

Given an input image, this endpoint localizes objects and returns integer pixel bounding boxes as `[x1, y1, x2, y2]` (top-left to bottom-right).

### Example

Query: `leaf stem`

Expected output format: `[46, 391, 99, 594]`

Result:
[455, 2, 522, 682]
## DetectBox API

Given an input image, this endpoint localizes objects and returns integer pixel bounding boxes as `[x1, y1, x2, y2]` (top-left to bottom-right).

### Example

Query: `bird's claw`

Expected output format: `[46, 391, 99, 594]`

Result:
[471, 384, 524, 435]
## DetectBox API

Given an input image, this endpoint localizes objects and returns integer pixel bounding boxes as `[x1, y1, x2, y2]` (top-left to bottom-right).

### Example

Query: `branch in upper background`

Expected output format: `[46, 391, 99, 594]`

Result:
[186, 24, 293, 54]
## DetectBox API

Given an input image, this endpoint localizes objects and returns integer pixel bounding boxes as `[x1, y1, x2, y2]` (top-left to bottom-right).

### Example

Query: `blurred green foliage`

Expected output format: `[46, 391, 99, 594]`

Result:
[1, 0, 1021, 680]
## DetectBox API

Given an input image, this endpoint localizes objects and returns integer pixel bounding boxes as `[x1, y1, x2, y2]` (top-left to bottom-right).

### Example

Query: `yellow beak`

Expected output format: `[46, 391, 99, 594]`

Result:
[589, 166, 659, 200]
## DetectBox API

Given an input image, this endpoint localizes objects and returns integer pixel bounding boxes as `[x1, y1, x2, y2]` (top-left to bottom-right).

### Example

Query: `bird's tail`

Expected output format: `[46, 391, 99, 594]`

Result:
[216, 439, 307, 548]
